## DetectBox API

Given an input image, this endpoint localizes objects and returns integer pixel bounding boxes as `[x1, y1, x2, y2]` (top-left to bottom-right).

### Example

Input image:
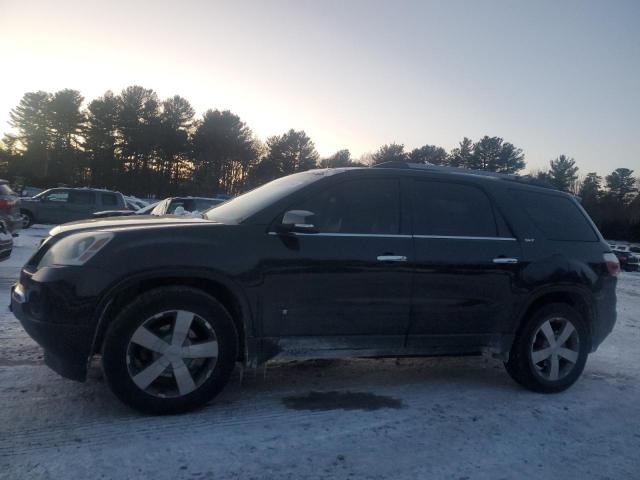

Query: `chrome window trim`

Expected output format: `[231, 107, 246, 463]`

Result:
[413, 235, 517, 241]
[267, 232, 411, 238]
[267, 231, 515, 241]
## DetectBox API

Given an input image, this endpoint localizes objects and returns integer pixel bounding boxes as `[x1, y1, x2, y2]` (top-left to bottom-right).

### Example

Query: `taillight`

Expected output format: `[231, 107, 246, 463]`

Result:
[603, 253, 620, 276]
[0, 199, 8, 210]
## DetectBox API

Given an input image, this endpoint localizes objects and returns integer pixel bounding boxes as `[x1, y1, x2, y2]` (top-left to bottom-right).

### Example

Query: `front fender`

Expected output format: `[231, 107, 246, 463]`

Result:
[89, 266, 254, 361]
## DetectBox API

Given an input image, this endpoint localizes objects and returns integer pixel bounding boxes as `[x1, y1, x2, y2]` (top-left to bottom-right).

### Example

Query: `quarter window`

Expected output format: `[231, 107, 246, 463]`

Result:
[293, 178, 401, 234]
[511, 190, 597, 241]
[412, 181, 498, 237]
[101, 193, 118, 206]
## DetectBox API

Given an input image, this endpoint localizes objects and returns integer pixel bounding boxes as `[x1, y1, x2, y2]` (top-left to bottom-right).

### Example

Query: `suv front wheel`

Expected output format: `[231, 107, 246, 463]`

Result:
[102, 287, 238, 414]
[505, 303, 590, 393]
[20, 210, 34, 228]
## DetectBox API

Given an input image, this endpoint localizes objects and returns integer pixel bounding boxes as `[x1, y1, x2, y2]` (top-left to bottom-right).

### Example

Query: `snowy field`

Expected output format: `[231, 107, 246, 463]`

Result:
[1, 227, 639, 479]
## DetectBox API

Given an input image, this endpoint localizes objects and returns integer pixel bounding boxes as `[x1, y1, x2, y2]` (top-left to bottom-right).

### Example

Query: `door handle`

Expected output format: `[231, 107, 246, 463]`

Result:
[377, 255, 407, 262]
[493, 257, 519, 264]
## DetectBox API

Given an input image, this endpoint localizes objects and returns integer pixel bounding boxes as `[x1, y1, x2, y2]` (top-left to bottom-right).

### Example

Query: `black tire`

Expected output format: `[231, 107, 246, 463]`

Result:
[102, 287, 238, 414]
[20, 210, 34, 228]
[505, 303, 590, 393]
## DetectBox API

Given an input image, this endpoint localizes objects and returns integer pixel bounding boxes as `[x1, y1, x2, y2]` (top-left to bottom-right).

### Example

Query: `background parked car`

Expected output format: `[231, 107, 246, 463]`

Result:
[0, 180, 22, 234]
[0, 220, 13, 261]
[92, 197, 224, 219]
[613, 251, 639, 272]
[92, 201, 159, 219]
[124, 196, 149, 210]
[149, 196, 225, 216]
[20, 188, 126, 227]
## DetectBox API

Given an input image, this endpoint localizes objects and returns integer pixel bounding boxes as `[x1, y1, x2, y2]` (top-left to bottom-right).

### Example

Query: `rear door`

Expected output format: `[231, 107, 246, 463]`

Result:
[408, 179, 522, 350]
[63, 190, 97, 222]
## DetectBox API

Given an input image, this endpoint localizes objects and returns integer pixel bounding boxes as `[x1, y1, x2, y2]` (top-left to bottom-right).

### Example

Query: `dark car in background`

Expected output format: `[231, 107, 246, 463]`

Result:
[11, 164, 618, 414]
[0, 180, 22, 234]
[20, 188, 126, 227]
[613, 251, 639, 272]
[0, 220, 14, 261]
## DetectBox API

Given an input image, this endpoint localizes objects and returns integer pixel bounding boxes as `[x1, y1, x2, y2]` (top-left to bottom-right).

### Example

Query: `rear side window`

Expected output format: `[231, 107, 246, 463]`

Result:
[101, 193, 119, 206]
[412, 181, 498, 237]
[69, 191, 95, 205]
[512, 190, 597, 241]
[293, 178, 401, 234]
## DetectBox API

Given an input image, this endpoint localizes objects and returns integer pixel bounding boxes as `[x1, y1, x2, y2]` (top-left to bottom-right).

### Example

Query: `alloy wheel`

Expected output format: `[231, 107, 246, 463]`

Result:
[126, 310, 219, 398]
[530, 317, 580, 382]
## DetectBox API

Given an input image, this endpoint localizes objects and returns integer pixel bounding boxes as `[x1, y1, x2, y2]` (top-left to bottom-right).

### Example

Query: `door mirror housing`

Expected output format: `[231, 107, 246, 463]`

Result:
[279, 210, 318, 233]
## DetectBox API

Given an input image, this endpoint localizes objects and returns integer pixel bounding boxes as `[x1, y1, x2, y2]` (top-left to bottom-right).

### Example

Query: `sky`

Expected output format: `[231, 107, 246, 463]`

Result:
[0, 0, 639, 174]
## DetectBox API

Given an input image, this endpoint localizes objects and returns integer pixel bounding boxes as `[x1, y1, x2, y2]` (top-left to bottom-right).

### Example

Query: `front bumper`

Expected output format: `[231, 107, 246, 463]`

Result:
[0, 237, 12, 261]
[10, 265, 114, 381]
[4, 213, 23, 234]
[12, 284, 93, 380]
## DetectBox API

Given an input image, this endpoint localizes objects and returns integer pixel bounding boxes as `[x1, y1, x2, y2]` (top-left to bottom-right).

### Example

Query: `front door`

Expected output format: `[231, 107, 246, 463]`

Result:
[37, 189, 70, 224]
[259, 176, 413, 353]
[407, 179, 522, 351]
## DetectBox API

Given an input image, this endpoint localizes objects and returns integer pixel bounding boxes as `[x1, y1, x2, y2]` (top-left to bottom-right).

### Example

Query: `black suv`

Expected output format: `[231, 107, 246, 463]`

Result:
[11, 164, 618, 414]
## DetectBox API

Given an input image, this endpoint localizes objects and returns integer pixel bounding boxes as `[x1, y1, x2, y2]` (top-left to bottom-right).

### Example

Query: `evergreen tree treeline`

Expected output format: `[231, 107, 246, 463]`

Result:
[0, 87, 638, 240]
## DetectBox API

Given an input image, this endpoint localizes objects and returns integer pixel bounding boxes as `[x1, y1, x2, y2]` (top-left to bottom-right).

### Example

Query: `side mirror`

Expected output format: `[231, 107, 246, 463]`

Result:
[279, 210, 318, 233]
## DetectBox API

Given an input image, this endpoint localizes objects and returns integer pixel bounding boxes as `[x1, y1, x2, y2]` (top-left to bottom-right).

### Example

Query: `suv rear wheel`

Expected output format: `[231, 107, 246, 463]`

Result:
[102, 287, 238, 414]
[505, 303, 589, 393]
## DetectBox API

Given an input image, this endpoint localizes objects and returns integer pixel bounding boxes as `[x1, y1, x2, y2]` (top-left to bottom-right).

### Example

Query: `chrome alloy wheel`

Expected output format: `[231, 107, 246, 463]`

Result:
[530, 317, 580, 382]
[126, 310, 219, 398]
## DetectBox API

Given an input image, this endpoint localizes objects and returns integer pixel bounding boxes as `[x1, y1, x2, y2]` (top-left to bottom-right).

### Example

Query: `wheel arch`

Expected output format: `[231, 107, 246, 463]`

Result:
[90, 269, 253, 364]
[513, 286, 595, 349]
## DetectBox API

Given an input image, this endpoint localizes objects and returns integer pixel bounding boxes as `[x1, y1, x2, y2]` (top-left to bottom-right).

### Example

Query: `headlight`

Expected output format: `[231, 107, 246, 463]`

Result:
[38, 232, 114, 268]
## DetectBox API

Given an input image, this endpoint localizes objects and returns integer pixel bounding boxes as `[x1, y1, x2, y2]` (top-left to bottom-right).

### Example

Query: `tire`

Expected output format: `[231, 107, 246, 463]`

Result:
[102, 287, 238, 414]
[505, 303, 590, 393]
[20, 210, 34, 228]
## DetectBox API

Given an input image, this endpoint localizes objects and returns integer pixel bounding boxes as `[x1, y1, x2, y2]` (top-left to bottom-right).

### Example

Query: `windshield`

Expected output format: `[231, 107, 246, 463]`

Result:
[204, 171, 327, 223]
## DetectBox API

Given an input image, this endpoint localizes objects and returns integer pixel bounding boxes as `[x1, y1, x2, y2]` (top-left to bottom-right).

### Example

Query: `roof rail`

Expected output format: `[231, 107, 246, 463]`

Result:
[372, 161, 556, 190]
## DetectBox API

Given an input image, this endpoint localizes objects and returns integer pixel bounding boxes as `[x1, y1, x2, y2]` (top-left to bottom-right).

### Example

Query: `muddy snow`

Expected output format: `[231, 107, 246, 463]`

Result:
[1, 226, 639, 479]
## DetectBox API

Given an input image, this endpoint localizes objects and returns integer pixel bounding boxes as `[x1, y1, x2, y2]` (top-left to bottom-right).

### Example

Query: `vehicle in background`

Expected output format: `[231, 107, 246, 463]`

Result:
[611, 243, 640, 262]
[150, 197, 225, 216]
[92, 201, 159, 219]
[0, 180, 22, 234]
[613, 251, 639, 272]
[20, 188, 127, 227]
[0, 220, 13, 260]
[124, 196, 149, 210]
[12, 164, 618, 413]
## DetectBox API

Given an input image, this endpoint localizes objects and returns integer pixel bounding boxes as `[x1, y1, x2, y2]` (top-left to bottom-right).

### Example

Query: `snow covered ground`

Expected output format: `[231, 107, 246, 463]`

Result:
[1, 227, 639, 479]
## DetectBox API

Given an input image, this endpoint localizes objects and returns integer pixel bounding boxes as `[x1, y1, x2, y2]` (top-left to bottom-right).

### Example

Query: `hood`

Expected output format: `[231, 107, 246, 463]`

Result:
[49, 215, 220, 236]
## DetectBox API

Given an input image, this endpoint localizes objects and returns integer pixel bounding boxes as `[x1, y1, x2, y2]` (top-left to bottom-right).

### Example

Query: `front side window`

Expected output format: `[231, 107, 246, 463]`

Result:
[43, 190, 69, 203]
[292, 178, 400, 234]
[412, 181, 498, 237]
